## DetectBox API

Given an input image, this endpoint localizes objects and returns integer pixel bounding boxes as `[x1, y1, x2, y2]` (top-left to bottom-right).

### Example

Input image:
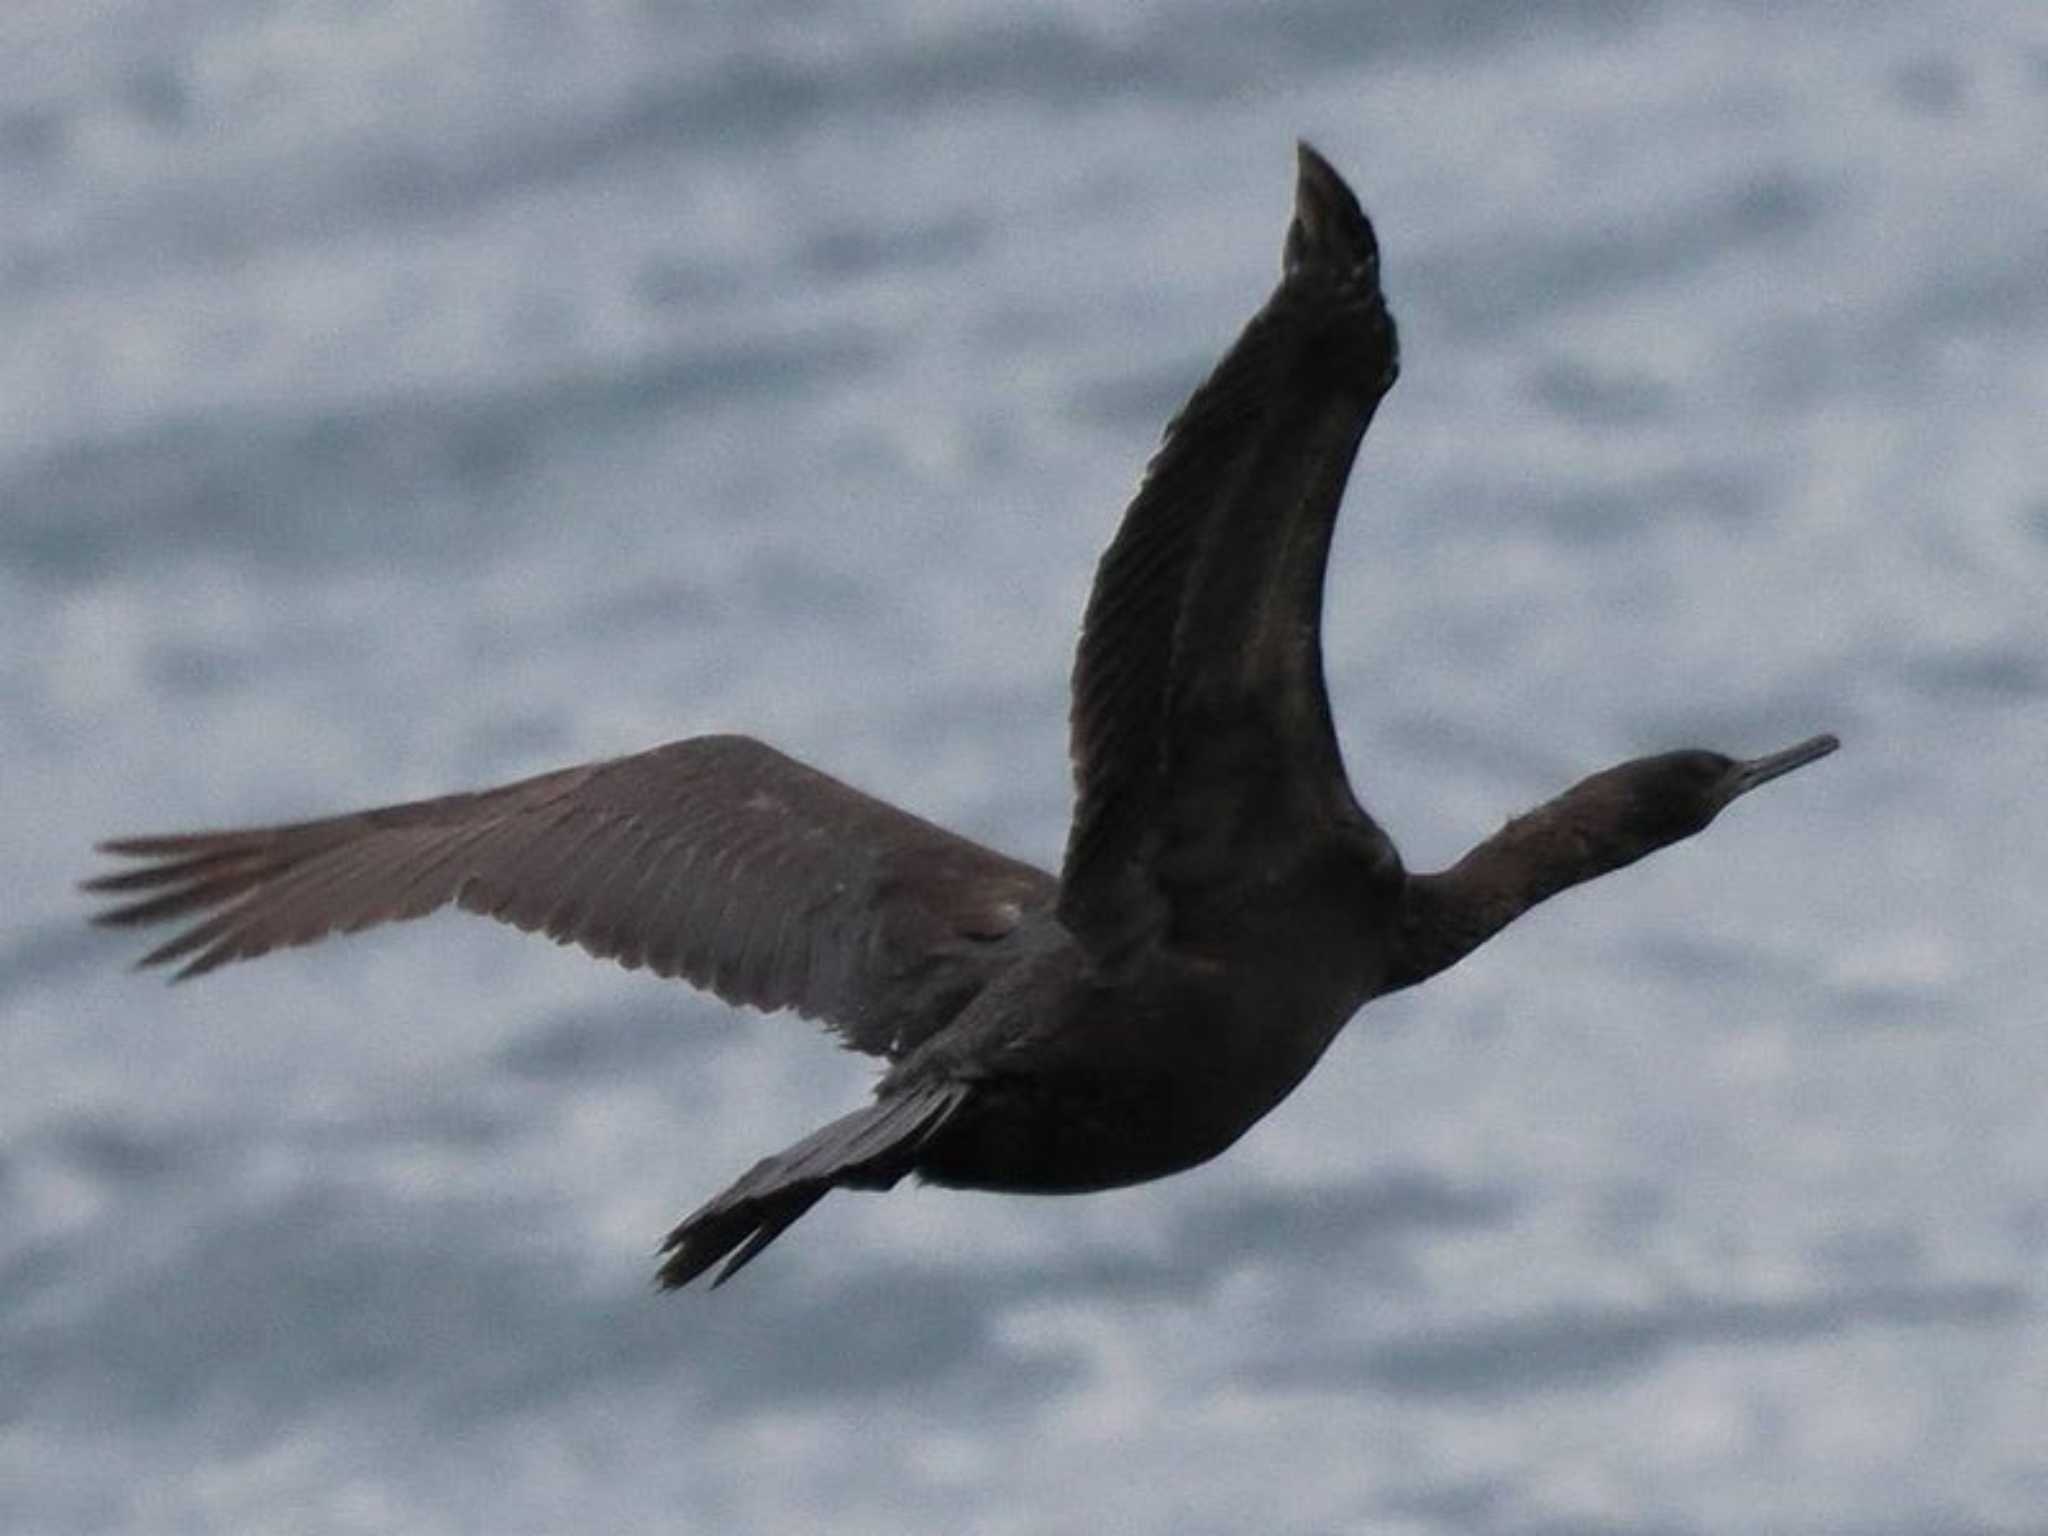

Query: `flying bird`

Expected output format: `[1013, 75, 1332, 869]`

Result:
[87, 145, 1838, 1288]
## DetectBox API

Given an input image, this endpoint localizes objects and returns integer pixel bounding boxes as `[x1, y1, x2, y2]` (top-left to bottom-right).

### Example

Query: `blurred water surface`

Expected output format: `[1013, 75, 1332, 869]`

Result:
[5, 3, 2047, 1533]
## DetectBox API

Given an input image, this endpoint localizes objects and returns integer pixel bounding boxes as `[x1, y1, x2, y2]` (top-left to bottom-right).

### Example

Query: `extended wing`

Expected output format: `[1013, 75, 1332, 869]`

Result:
[1058, 144, 1403, 964]
[88, 734, 1054, 1060]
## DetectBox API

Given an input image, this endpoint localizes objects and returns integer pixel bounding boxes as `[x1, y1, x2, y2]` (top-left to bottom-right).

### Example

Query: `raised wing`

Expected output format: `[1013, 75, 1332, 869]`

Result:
[1058, 144, 1403, 963]
[87, 734, 1054, 1060]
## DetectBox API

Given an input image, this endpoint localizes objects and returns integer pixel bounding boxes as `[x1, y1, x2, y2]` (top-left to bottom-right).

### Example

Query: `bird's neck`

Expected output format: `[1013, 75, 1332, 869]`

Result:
[1382, 774, 1660, 992]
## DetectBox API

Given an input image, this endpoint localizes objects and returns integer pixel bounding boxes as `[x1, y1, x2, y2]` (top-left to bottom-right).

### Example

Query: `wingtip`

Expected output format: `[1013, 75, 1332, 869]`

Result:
[133, 954, 193, 984]
[95, 833, 197, 857]
[1294, 138, 1334, 181]
[1286, 140, 1379, 277]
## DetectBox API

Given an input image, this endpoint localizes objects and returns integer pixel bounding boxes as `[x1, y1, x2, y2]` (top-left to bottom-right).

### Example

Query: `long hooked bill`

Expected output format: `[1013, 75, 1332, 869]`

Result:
[1724, 733, 1840, 799]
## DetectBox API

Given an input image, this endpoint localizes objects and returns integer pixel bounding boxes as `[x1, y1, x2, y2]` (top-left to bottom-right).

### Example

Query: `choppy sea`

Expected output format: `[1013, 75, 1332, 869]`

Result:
[5, 3, 2047, 1532]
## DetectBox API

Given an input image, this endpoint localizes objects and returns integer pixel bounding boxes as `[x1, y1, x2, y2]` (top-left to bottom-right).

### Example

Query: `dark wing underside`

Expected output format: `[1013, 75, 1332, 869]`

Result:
[87, 734, 1055, 1060]
[1058, 143, 1404, 964]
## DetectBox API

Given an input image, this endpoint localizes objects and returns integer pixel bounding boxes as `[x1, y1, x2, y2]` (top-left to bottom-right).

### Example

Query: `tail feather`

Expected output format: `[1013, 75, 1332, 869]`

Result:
[656, 1083, 968, 1289]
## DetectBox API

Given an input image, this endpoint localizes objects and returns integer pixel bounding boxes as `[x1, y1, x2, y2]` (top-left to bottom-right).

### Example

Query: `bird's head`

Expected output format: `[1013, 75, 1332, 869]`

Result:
[1596, 733, 1841, 853]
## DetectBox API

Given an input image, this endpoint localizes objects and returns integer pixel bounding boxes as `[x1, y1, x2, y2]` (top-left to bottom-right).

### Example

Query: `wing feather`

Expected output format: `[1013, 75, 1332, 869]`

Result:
[88, 734, 1055, 1058]
[1058, 143, 1404, 962]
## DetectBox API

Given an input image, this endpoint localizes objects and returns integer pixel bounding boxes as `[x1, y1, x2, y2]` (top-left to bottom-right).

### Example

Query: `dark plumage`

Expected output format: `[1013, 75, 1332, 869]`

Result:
[87, 145, 1838, 1288]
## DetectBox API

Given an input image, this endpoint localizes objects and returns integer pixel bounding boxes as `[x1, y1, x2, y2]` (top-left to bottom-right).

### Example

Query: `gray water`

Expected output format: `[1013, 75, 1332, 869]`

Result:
[6, 4, 2047, 1532]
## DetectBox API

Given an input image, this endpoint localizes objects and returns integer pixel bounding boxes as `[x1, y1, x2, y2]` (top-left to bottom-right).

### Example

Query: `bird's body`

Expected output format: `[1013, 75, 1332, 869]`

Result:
[89, 146, 1837, 1287]
[898, 846, 1388, 1196]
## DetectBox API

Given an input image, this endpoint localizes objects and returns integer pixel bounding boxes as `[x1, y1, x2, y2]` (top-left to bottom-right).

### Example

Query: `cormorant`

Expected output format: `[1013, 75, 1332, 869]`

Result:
[87, 145, 1838, 1288]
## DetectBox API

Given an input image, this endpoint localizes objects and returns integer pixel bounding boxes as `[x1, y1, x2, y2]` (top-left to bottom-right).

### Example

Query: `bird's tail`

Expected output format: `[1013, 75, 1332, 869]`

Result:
[655, 1083, 969, 1289]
